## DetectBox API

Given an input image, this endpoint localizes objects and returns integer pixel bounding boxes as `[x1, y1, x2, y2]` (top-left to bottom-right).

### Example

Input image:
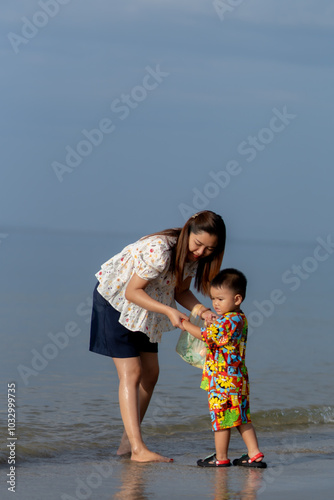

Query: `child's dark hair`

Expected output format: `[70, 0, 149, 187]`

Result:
[210, 268, 247, 299]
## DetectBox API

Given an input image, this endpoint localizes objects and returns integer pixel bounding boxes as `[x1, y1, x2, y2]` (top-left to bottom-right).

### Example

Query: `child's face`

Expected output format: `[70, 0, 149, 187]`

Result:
[210, 286, 241, 316]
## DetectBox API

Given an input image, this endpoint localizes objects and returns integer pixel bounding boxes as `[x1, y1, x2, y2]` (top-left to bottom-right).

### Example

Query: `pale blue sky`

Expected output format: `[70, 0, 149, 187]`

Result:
[1, 0, 333, 241]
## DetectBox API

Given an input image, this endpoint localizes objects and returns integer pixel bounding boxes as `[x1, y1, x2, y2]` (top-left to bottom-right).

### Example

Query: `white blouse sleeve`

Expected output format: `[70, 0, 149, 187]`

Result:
[131, 236, 172, 280]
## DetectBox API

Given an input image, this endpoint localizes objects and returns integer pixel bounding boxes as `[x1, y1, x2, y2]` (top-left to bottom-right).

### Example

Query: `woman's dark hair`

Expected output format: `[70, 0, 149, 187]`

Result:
[146, 211, 226, 295]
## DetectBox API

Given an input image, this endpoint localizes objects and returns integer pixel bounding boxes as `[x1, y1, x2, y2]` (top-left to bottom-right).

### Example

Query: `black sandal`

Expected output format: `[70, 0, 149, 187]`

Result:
[232, 453, 267, 468]
[197, 453, 231, 468]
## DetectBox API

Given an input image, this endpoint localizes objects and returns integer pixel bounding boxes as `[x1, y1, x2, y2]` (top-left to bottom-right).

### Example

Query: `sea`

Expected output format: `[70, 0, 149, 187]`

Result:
[1, 228, 333, 500]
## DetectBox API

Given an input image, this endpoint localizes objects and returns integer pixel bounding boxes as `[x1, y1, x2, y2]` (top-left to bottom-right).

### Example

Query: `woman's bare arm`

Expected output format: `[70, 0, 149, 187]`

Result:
[174, 276, 202, 311]
[125, 273, 188, 328]
[175, 277, 216, 324]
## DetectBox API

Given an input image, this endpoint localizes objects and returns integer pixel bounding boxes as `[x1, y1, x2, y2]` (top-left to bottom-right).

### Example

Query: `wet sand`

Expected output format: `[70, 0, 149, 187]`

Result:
[3, 426, 334, 500]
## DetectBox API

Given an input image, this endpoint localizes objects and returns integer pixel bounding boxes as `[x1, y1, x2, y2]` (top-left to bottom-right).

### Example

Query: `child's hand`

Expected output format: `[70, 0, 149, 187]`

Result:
[203, 311, 217, 326]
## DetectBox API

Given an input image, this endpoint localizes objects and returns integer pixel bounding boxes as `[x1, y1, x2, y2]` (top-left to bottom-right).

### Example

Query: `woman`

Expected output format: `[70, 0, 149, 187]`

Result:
[89, 210, 226, 462]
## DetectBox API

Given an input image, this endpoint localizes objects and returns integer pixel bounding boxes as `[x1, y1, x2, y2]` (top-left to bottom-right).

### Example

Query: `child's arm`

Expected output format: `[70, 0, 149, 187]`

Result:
[181, 319, 203, 340]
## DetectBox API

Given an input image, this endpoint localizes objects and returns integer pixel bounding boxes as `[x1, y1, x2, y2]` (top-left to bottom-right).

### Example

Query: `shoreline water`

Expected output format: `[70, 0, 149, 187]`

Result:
[1, 230, 333, 499]
[1, 425, 334, 500]
[1, 404, 333, 465]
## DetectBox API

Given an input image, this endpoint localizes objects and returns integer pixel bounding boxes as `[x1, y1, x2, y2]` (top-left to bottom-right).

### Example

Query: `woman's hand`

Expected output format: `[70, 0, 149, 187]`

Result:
[166, 308, 189, 329]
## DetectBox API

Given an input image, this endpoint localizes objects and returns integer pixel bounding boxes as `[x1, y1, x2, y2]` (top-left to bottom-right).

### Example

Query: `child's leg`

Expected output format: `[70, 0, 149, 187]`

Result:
[236, 422, 263, 461]
[214, 428, 231, 461]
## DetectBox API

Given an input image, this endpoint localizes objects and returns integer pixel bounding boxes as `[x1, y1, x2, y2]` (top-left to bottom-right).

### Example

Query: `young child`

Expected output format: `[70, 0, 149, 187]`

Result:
[181, 268, 267, 468]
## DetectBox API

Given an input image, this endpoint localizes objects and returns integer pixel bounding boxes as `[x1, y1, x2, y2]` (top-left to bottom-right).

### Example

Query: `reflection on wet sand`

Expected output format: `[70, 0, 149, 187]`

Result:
[111, 461, 149, 500]
[110, 459, 265, 500]
[212, 467, 264, 500]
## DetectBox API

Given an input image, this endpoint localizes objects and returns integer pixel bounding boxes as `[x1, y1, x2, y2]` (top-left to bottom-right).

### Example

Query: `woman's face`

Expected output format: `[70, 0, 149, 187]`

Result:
[187, 231, 218, 262]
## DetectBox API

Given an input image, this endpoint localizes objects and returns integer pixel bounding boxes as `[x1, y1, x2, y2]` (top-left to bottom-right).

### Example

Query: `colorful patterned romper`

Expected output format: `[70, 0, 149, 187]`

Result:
[200, 311, 252, 431]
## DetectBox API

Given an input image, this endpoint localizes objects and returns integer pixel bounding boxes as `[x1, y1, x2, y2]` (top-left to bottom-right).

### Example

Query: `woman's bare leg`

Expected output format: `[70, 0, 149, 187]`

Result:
[116, 352, 159, 455]
[138, 351, 160, 417]
[113, 355, 172, 462]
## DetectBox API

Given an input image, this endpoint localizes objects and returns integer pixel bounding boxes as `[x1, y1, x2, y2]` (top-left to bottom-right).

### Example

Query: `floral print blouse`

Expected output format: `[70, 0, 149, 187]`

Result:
[95, 235, 197, 343]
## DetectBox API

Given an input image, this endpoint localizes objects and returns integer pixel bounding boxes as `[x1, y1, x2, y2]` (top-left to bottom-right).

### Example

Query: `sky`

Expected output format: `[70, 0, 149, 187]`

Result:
[1, 0, 334, 242]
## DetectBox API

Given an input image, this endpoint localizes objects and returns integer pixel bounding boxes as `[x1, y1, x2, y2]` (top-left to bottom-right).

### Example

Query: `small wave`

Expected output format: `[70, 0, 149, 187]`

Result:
[0, 420, 118, 465]
[253, 405, 334, 429]
[146, 405, 334, 435]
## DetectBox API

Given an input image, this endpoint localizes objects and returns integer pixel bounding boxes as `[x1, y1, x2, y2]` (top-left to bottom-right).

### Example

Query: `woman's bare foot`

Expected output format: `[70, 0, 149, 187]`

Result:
[117, 431, 173, 462]
[131, 448, 173, 463]
[117, 432, 131, 456]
